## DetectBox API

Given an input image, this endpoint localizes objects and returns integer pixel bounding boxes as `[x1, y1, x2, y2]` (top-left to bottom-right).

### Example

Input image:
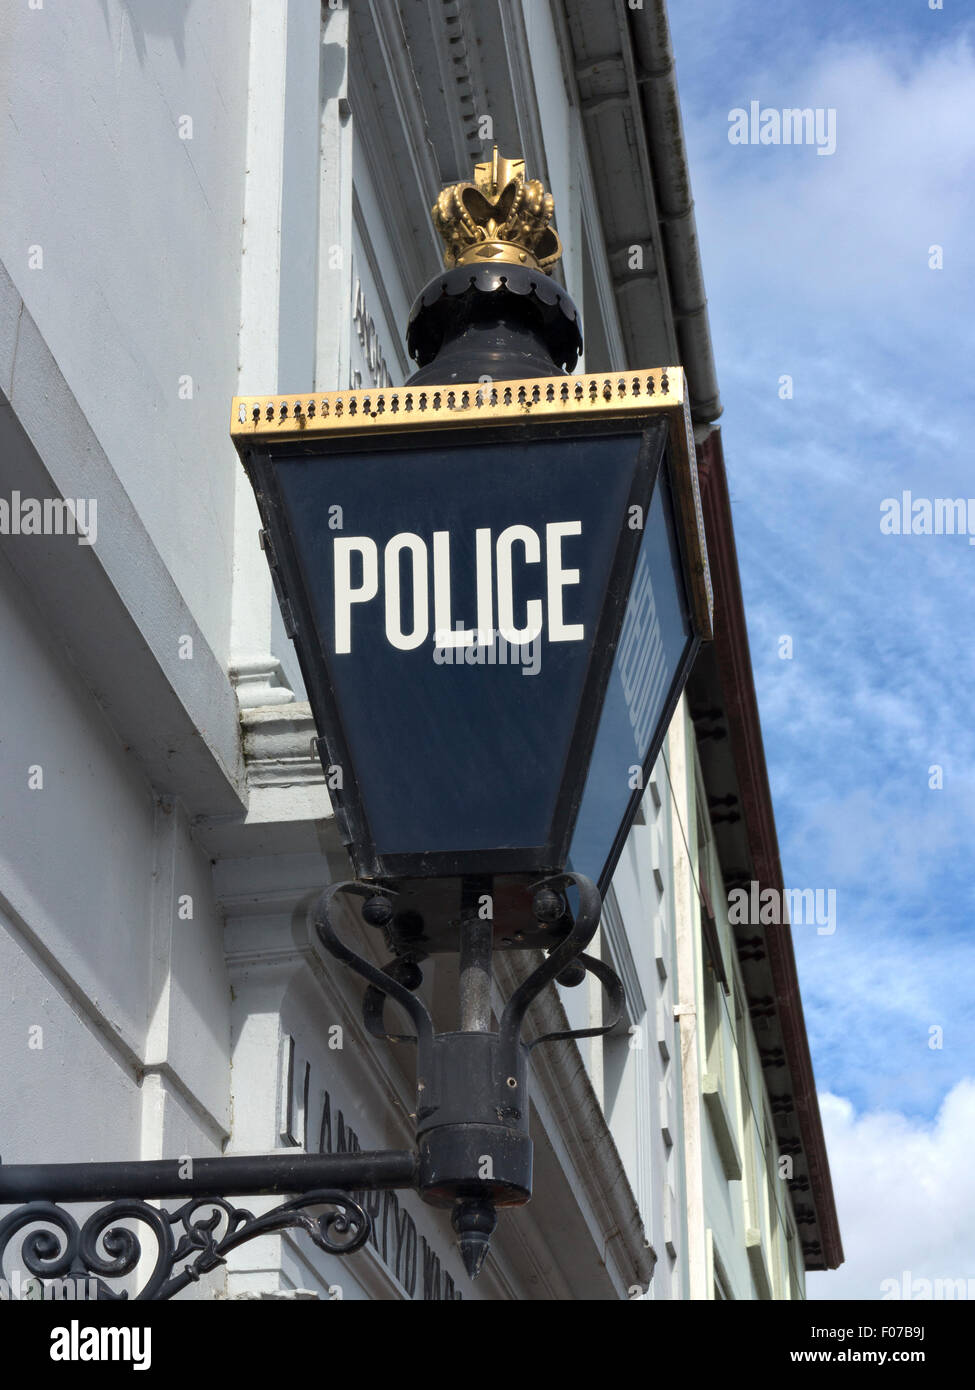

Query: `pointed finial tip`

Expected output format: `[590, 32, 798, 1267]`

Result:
[459, 1232, 491, 1281]
[452, 1198, 498, 1281]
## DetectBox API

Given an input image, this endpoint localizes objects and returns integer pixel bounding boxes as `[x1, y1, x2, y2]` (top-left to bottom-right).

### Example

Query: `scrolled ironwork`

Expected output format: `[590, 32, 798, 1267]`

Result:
[0, 1189, 370, 1301]
[527, 951, 625, 1048]
[314, 881, 435, 1051]
[363, 956, 425, 1044]
[499, 871, 604, 1050]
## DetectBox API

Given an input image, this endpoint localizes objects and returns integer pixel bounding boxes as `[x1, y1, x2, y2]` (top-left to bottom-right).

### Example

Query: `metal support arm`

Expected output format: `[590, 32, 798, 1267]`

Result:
[0, 872, 624, 1296]
[0, 1151, 416, 1302]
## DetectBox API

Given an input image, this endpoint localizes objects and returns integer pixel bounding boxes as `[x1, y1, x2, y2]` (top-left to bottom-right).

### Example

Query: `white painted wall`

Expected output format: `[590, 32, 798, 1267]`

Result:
[0, 0, 249, 665]
[0, 541, 230, 1297]
[0, 3, 246, 1300]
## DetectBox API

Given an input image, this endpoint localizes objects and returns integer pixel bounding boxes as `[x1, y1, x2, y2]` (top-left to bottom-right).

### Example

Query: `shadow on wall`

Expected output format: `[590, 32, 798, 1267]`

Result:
[98, 0, 193, 66]
[321, 41, 347, 106]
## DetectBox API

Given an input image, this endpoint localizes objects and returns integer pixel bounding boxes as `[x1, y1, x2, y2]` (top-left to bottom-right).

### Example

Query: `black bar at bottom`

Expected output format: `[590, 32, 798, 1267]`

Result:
[0, 1150, 417, 1203]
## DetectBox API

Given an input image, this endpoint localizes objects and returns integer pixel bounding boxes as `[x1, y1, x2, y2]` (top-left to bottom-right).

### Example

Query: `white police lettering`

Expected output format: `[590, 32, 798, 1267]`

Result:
[384, 533, 428, 651]
[334, 537, 378, 654]
[545, 521, 584, 642]
[433, 531, 474, 648]
[333, 523, 584, 654]
[496, 525, 542, 645]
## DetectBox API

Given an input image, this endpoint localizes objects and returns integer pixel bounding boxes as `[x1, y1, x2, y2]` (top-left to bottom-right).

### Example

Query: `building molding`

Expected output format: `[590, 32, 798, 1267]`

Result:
[601, 886, 647, 1025]
[231, 0, 296, 711]
[694, 428, 843, 1271]
[0, 261, 246, 819]
[351, 0, 442, 292]
[495, 951, 656, 1295]
[555, 0, 722, 424]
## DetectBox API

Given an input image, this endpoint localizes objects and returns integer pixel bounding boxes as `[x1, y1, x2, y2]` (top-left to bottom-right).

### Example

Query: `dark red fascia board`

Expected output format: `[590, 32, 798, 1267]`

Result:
[695, 427, 844, 1270]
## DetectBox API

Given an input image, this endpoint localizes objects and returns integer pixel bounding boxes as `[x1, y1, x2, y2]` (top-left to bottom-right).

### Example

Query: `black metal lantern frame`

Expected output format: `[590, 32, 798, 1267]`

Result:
[0, 369, 711, 1298]
[232, 368, 711, 890]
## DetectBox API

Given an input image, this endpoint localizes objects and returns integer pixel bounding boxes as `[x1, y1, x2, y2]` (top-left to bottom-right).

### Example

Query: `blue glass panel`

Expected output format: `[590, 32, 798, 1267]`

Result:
[275, 433, 643, 857]
[569, 474, 693, 888]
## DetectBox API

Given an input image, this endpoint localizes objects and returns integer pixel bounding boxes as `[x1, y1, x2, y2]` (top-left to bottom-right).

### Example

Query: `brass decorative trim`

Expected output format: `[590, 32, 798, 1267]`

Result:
[233, 368, 680, 436]
[230, 367, 713, 639]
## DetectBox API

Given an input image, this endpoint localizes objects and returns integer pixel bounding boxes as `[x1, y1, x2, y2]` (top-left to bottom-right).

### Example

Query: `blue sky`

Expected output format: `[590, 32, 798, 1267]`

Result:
[667, 0, 975, 1297]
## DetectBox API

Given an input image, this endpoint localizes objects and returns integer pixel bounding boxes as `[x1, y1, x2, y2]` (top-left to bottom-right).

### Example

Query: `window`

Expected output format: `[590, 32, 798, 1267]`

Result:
[580, 222, 613, 374]
[703, 961, 723, 1081]
[713, 1249, 734, 1301]
[738, 1034, 760, 1235]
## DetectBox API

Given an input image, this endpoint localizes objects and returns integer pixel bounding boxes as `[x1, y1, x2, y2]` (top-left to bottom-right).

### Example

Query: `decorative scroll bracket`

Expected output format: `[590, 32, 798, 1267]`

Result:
[0, 872, 624, 1295]
[0, 1151, 415, 1302]
[0, 1190, 370, 1302]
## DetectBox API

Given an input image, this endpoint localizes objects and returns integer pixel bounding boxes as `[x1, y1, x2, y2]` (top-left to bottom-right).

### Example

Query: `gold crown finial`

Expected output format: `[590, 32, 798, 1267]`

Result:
[432, 146, 562, 273]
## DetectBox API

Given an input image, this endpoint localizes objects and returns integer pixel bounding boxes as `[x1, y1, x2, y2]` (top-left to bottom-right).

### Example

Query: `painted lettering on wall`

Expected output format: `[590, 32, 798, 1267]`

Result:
[352, 276, 393, 389]
[280, 1036, 461, 1299]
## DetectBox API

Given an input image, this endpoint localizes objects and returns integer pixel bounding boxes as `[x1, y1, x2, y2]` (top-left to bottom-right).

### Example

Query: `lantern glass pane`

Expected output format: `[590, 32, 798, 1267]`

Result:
[272, 430, 647, 863]
[568, 471, 694, 891]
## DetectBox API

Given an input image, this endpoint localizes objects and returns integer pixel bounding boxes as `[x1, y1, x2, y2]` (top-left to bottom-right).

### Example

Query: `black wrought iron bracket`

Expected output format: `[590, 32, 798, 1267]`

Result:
[0, 1152, 414, 1302]
[0, 873, 623, 1298]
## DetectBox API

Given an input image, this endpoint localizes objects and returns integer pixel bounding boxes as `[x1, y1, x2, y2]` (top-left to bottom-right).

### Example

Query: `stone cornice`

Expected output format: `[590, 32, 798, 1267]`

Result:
[241, 703, 329, 789]
[495, 950, 657, 1293]
[195, 702, 338, 862]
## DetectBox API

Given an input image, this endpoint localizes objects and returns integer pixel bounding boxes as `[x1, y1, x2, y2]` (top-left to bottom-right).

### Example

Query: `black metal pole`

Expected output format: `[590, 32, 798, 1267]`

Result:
[458, 877, 494, 1032]
[0, 1150, 416, 1203]
[458, 916, 493, 1031]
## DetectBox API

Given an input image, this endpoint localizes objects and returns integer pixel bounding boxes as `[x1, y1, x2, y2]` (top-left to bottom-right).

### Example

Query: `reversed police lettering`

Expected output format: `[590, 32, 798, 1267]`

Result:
[617, 553, 667, 754]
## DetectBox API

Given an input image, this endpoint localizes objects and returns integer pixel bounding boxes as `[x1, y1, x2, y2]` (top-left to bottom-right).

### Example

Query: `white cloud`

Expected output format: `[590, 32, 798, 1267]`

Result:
[808, 1080, 975, 1298]
[682, 34, 975, 332]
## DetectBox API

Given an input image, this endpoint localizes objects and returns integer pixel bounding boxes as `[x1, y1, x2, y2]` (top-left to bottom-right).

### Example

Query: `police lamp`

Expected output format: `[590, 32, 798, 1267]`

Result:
[230, 150, 713, 1277]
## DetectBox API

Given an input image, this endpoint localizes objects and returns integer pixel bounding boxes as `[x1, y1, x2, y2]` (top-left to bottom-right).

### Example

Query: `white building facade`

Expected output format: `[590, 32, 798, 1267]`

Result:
[0, 0, 839, 1300]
